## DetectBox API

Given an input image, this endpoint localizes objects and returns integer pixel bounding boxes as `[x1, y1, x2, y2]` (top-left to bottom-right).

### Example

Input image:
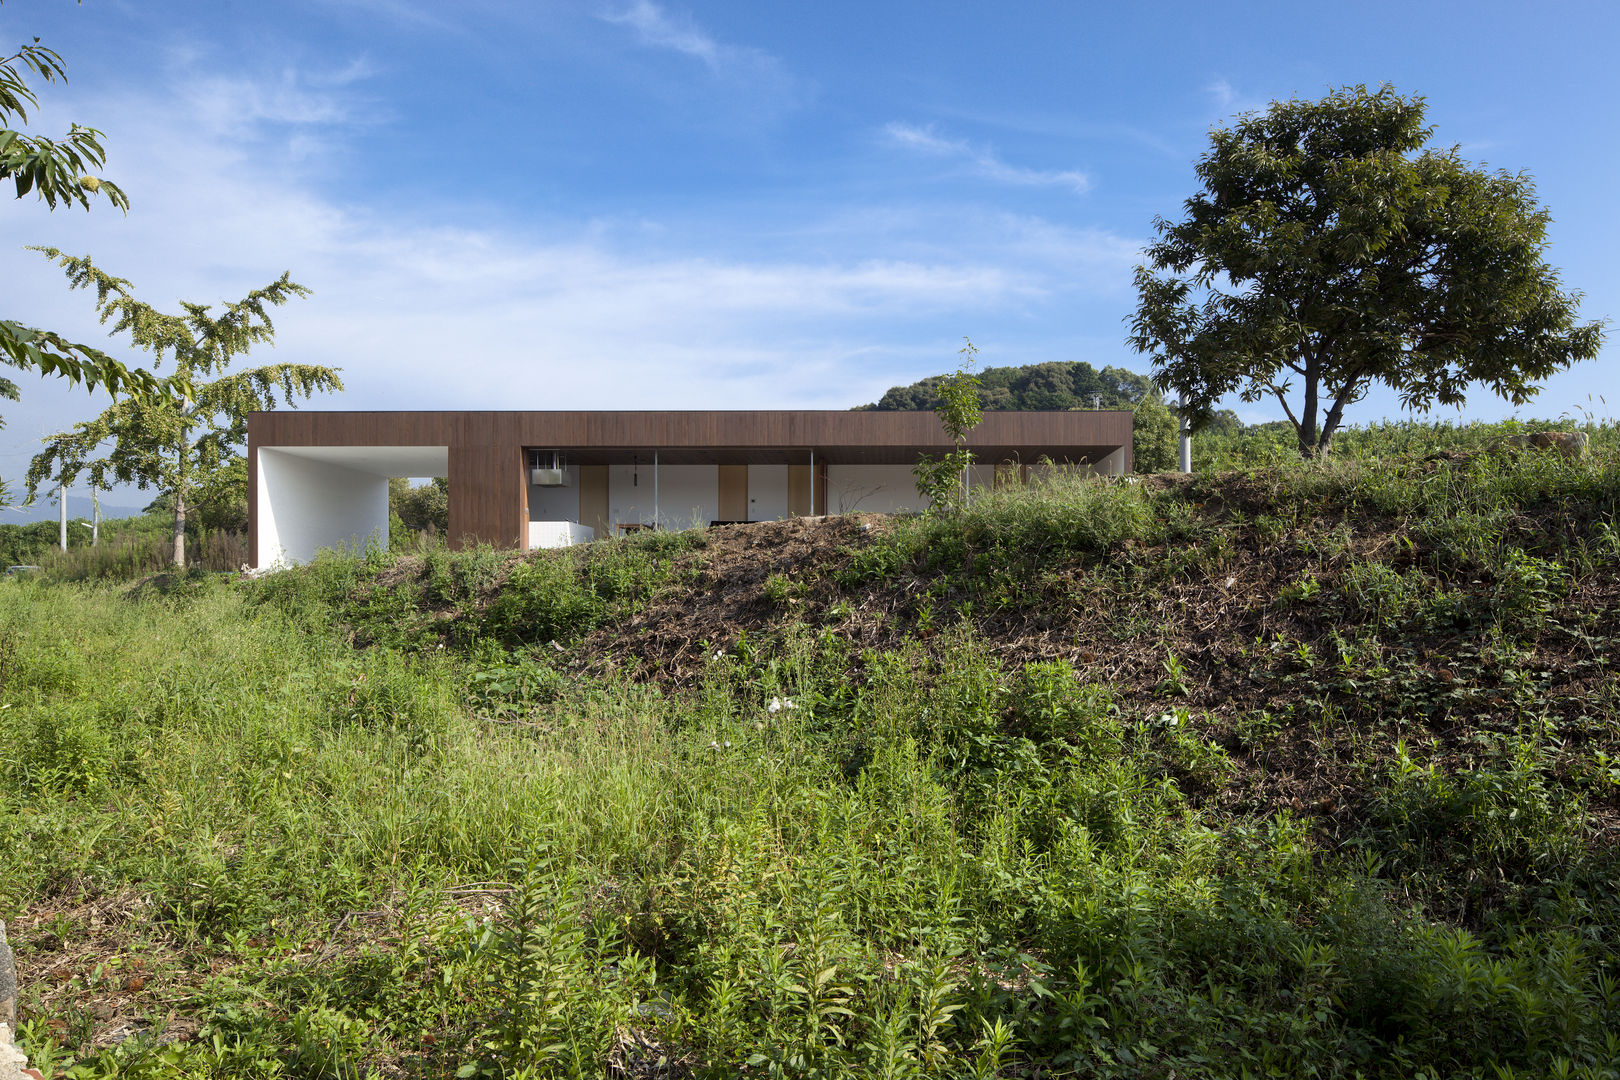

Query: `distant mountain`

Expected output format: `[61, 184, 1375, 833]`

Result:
[857, 360, 1158, 412]
[0, 494, 150, 525]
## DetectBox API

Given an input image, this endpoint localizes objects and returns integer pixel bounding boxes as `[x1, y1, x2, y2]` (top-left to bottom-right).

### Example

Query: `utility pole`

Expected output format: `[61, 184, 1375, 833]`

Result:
[1176, 398, 1193, 474]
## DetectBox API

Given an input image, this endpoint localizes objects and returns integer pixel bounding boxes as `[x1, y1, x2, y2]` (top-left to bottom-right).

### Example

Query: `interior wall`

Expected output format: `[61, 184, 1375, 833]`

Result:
[824, 464, 926, 514]
[747, 465, 788, 521]
[527, 464, 581, 521]
[257, 449, 390, 567]
[608, 463, 718, 533]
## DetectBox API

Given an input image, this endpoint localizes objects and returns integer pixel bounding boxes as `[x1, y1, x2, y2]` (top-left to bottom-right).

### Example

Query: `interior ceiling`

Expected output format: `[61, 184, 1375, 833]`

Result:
[259, 444, 1116, 473]
[262, 445, 451, 477]
[544, 446, 1117, 466]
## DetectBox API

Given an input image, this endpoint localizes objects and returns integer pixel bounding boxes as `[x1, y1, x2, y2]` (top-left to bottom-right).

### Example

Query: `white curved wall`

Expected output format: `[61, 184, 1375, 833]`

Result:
[257, 449, 391, 567]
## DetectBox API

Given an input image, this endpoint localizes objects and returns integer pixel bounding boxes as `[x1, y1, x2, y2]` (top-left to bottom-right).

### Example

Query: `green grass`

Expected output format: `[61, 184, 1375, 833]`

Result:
[2, 425, 1620, 1078]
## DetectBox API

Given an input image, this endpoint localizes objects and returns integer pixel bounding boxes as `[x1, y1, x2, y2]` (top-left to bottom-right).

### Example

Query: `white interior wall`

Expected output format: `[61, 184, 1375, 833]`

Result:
[527, 464, 581, 521]
[825, 464, 926, 514]
[608, 463, 718, 533]
[258, 449, 390, 567]
[529, 521, 595, 548]
[747, 464, 788, 521]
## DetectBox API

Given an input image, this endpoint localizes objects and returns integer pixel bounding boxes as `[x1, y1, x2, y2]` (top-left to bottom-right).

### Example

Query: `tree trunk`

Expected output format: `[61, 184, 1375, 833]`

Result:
[1297, 356, 1321, 459]
[172, 493, 187, 570]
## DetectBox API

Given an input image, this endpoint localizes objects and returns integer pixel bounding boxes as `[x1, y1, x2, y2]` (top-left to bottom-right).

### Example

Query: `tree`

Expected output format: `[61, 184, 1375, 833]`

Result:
[1, 11, 174, 425]
[912, 338, 982, 513]
[389, 476, 448, 539]
[25, 250, 342, 568]
[1131, 397, 1178, 473]
[1128, 84, 1606, 458]
[860, 359, 1157, 413]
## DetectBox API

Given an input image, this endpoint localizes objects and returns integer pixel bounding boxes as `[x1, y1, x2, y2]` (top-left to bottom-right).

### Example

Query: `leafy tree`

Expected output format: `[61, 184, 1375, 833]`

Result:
[1129, 84, 1606, 458]
[1, 10, 173, 433]
[912, 339, 982, 513]
[389, 476, 448, 537]
[25, 250, 342, 568]
[143, 453, 248, 533]
[861, 360, 1156, 412]
[1131, 397, 1178, 473]
[863, 358, 1232, 475]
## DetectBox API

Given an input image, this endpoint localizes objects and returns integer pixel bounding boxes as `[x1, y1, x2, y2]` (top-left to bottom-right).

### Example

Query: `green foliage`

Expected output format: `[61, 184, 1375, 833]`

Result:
[1132, 395, 1179, 472]
[389, 476, 449, 542]
[6, 430, 1620, 1078]
[1194, 415, 1620, 473]
[912, 338, 983, 513]
[24, 250, 341, 568]
[861, 358, 1156, 412]
[0, 17, 178, 474]
[1130, 84, 1607, 458]
[0, 27, 124, 211]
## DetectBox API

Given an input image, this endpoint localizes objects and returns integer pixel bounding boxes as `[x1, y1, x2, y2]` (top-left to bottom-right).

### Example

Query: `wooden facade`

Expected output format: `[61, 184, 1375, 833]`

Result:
[248, 410, 1133, 564]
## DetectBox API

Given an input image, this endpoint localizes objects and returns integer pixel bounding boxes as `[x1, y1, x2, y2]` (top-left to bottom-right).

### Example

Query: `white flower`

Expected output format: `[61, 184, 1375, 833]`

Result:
[712, 650, 725, 661]
[768, 698, 782, 713]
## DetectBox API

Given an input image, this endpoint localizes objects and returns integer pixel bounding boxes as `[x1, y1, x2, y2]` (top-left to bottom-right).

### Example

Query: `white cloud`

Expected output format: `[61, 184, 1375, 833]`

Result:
[0, 64, 1146, 493]
[884, 122, 1091, 194]
[600, 0, 785, 81]
[1204, 78, 1268, 118]
[1206, 79, 1238, 110]
[602, 0, 724, 67]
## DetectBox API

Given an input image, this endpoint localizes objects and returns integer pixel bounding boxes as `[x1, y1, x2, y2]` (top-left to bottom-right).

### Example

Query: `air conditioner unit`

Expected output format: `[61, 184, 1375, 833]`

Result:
[530, 450, 570, 487]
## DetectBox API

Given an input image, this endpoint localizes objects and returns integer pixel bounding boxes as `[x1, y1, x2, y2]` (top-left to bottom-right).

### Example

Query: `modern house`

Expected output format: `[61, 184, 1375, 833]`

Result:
[247, 410, 1134, 568]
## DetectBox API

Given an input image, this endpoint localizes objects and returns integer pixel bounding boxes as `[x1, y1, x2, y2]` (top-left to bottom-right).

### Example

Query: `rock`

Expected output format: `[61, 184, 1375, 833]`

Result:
[0, 1023, 32, 1080]
[0, 920, 14, 1025]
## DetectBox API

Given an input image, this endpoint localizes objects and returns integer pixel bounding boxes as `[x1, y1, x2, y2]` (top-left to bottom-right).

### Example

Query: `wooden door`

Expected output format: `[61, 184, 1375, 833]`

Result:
[579, 465, 609, 539]
[788, 465, 811, 517]
[718, 465, 748, 522]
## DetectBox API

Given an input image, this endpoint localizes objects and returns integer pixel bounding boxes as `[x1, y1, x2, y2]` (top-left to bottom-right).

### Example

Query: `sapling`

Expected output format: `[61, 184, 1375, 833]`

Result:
[913, 338, 983, 514]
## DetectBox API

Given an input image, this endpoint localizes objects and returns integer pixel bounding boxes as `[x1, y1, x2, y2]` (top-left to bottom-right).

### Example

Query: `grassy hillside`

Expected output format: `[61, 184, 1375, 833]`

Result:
[2, 432, 1619, 1078]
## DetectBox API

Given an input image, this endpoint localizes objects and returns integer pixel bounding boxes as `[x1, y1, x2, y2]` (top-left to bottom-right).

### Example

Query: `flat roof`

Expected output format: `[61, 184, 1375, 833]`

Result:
[247, 409, 1133, 465]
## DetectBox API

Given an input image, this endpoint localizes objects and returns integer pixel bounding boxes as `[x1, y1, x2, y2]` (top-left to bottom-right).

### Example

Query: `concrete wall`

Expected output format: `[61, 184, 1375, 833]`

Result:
[258, 449, 390, 567]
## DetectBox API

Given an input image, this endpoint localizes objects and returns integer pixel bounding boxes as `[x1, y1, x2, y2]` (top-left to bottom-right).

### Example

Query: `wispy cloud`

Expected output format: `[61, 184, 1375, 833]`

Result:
[602, 0, 724, 68]
[3, 65, 1144, 487]
[600, 0, 782, 79]
[884, 122, 1091, 194]
[596, 0, 803, 119]
[1204, 78, 1268, 118]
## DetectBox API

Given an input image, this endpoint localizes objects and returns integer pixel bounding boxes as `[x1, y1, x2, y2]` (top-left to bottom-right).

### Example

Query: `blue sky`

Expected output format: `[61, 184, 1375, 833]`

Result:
[3, 0, 1616, 504]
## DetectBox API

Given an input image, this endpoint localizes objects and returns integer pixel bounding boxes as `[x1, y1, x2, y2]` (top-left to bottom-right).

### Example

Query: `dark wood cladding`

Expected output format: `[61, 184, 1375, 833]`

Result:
[248, 410, 1132, 452]
[449, 444, 527, 551]
[248, 410, 1134, 560]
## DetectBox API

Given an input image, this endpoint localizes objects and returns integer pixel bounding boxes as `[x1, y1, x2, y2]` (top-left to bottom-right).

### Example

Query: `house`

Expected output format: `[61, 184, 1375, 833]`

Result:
[247, 410, 1134, 568]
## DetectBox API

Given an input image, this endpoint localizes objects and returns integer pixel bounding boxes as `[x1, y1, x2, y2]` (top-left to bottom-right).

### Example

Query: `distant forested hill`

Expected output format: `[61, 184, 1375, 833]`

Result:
[856, 360, 1158, 411]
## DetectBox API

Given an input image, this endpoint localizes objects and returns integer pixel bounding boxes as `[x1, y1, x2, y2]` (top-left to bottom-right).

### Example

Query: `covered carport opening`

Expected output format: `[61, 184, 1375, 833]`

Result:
[255, 445, 450, 568]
